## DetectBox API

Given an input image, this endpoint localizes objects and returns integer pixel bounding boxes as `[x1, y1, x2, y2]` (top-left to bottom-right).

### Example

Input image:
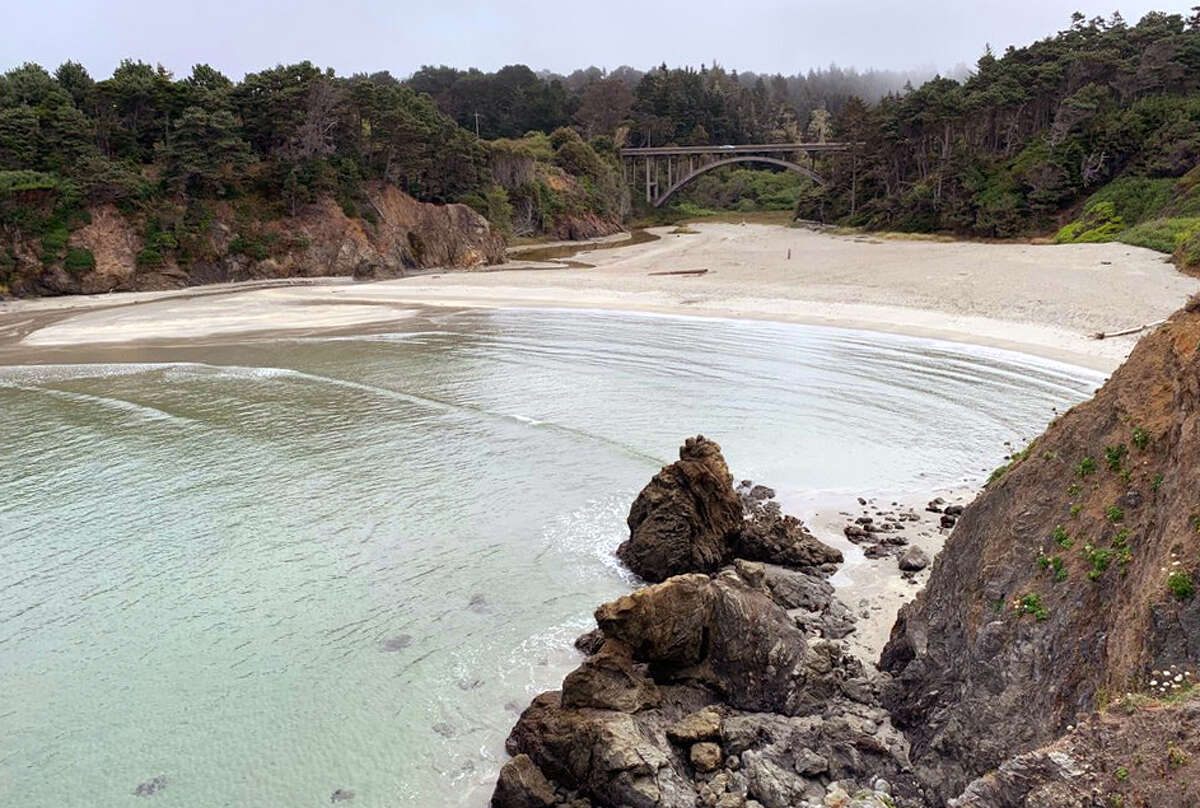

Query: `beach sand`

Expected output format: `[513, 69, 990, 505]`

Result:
[4, 222, 1196, 371]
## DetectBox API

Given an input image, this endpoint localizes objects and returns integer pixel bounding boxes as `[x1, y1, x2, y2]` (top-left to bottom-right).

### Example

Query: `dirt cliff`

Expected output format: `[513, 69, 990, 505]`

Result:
[881, 297, 1200, 803]
[5, 184, 505, 297]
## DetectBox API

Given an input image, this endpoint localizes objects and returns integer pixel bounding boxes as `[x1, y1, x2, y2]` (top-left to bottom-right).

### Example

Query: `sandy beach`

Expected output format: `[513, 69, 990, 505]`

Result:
[3, 222, 1197, 370]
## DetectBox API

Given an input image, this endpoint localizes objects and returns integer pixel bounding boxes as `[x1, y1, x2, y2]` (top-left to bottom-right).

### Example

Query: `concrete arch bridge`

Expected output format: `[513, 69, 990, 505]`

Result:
[620, 143, 852, 208]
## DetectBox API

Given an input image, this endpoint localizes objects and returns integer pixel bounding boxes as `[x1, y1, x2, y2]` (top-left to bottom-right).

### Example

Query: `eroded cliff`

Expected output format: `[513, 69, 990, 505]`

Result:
[881, 297, 1200, 804]
[4, 184, 505, 297]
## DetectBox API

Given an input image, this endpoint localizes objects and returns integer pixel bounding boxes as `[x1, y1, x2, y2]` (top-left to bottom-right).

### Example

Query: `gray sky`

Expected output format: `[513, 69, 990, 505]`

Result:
[2, 1, 1195, 80]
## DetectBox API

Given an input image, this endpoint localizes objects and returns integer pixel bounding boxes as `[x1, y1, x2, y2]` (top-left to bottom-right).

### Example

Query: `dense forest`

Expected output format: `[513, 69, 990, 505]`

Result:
[799, 9, 1200, 268]
[3, 9, 1200, 296]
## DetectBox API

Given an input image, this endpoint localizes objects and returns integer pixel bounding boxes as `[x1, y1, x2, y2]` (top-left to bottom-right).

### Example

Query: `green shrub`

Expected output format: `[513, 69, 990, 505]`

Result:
[135, 248, 165, 268]
[1105, 444, 1127, 471]
[1055, 201, 1125, 244]
[1106, 505, 1125, 524]
[1132, 427, 1150, 451]
[1084, 544, 1115, 580]
[64, 247, 95, 275]
[1053, 525, 1073, 549]
[1078, 456, 1097, 477]
[1017, 593, 1049, 620]
[1176, 220, 1200, 272]
[1167, 571, 1196, 601]
[1118, 217, 1200, 254]
[1083, 177, 1174, 225]
[41, 224, 69, 253]
[229, 233, 275, 261]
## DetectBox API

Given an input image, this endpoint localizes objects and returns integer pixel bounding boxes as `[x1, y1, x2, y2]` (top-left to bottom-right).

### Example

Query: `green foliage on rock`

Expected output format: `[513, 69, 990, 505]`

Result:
[63, 246, 95, 275]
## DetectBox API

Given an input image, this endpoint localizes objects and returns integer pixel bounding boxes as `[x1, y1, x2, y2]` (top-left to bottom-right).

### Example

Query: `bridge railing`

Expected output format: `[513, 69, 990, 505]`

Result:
[620, 143, 853, 157]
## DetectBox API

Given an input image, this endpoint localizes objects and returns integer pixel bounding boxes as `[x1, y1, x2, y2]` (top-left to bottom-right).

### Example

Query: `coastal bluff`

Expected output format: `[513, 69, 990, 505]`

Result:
[4, 184, 506, 297]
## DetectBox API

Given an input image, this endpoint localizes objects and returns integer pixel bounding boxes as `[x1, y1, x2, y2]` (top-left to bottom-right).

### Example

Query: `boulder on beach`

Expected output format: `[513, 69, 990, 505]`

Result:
[618, 435, 841, 582]
[898, 546, 930, 572]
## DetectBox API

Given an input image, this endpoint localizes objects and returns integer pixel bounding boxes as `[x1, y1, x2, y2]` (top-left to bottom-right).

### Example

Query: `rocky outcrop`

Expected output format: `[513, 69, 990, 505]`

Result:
[7, 184, 505, 297]
[546, 213, 624, 242]
[495, 437, 927, 808]
[617, 436, 743, 582]
[618, 436, 841, 583]
[880, 299, 1200, 804]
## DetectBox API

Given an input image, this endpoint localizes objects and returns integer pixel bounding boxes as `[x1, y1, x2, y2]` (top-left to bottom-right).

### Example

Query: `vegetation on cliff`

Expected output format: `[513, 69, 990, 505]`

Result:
[881, 295, 1200, 804]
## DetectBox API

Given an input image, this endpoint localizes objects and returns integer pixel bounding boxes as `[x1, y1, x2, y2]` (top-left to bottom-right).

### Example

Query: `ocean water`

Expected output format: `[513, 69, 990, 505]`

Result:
[0, 308, 1104, 807]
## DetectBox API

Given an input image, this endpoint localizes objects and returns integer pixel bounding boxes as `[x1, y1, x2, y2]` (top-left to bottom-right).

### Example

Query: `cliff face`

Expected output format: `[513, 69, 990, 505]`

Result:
[881, 298, 1200, 803]
[950, 692, 1200, 808]
[5, 184, 505, 297]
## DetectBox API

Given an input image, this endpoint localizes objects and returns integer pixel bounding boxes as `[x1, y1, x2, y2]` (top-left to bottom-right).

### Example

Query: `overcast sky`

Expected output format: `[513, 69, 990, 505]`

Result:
[2, 1, 1196, 81]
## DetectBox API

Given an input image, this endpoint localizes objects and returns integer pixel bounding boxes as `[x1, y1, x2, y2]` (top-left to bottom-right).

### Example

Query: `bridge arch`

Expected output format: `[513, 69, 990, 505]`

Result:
[654, 156, 826, 208]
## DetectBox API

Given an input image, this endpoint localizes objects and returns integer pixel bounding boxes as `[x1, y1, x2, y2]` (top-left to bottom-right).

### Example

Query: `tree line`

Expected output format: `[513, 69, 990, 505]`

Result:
[800, 10, 1200, 238]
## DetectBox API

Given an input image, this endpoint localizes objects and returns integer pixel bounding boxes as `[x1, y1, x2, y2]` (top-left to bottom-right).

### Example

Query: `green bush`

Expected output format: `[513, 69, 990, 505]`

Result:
[1176, 220, 1200, 272]
[1017, 593, 1049, 620]
[1083, 177, 1174, 225]
[1056, 201, 1125, 243]
[1118, 217, 1200, 254]
[64, 247, 95, 275]
[41, 223, 70, 253]
[135, 247, 165, 268]
[0, 169, 60, 195]
[1167, 570, 1195, 601]
[228, 233, 275, 261]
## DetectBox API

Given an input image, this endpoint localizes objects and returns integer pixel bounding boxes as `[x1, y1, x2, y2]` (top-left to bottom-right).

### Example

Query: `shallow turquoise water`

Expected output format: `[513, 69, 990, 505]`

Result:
[0, 308, 1103, 807]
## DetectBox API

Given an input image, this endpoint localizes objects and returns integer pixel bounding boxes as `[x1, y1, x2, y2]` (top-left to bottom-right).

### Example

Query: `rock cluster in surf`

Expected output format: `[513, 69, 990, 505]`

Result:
[492, 436, 926, 808]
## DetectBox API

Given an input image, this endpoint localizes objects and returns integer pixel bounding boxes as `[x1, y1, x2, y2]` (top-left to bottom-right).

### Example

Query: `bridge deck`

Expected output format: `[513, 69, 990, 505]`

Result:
[620, 143, 851, 156]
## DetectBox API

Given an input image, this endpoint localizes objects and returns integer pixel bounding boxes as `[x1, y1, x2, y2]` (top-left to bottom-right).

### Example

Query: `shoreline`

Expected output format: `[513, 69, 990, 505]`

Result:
[2, 222, 1195, 371]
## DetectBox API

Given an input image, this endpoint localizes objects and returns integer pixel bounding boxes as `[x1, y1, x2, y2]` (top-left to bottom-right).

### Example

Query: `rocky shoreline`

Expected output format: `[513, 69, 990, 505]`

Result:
[489, 295, 1200, 808]
[491, 436, 937, 808]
